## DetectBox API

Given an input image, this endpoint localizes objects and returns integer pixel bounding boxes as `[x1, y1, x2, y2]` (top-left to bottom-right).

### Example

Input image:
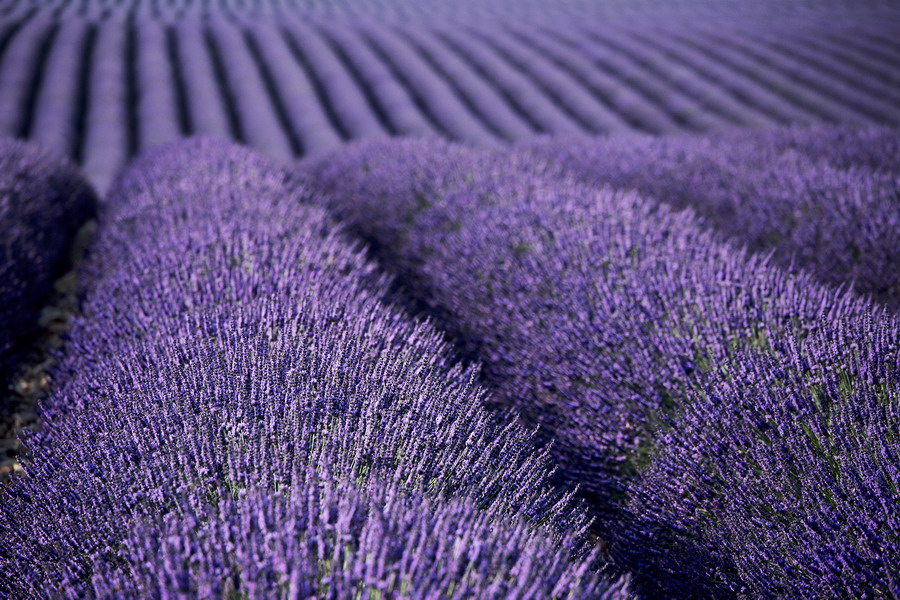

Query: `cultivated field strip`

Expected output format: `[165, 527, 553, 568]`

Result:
[0, 12, 899, 190]
[6, 0, 900, 20]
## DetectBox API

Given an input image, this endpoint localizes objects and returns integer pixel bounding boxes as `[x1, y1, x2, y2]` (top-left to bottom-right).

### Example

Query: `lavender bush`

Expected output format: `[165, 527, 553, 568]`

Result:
[303, 137, 885, 597]
[526, 124, 900, 310]
[0, 137, 96, 387]
[624, 315, 900, 598]
[0, 139, 628, 599]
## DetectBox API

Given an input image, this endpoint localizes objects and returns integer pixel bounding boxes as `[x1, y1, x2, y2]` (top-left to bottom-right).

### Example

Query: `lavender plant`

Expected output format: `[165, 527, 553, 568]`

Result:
[0, 139, 627, 599]
[0, 137, 96, 387]
[303, 137, 883, 597]
[526, 124, 900, 310]
[624, 315, 900, 598]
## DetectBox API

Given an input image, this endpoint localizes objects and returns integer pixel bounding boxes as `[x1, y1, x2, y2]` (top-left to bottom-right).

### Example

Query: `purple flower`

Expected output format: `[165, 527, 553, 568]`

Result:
[0, 139, 626, 599]
[0, 138, 96, 385]
[303, 135, 888, 597]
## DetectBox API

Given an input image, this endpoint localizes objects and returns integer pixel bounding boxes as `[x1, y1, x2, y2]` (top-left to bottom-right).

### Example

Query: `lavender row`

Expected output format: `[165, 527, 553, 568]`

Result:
[0, 138, 96, 387]
[324, 16, 897, 137]
[134, 19, 183, 151]
[754, 26, 900, 111]
[80, 18, 130, 193]
[690, 20, 900, 125]
[170, 21, 233, 139]
[244, 20, 344, 155]
[206, 16, 296, 160]
[655, 23, 868, 125]
[501, 23, 681, 134]
[97, 468, 629, 599]
[281, 19, 389, 140]
[10, 0, 899, 19]
[0, 139, 626, 599]
[433, 24, 583, 136]
[28, 19, 90, 158]
[398, 25, 536, 142]
[0, 15, 56, 137]
[823, 25, 900, 75]
[302, 138, 887, 597]
[623, 315, 900, 598]
[360, 22, 501, 146]
[538, 24, 720, 131]
[2, 14, 900, 192]
[742, 121, 900, 171]
[525, 124, 900, 310]
[465, 23, 633, 135]
[548, 23, 732, 131]
[603, 24, 811, 126]
[320, 22, 438, 139]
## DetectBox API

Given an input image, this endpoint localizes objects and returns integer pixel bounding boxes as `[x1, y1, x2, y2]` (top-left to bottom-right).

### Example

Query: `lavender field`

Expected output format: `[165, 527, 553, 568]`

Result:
[1, 1, 899, 598]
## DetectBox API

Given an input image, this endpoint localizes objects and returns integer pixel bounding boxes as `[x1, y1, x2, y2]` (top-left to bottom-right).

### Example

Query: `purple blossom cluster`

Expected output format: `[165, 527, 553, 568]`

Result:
[0, 138, 96, 385]
[735, 123, 900, 172]
[0, 139, 629, 599]
[303, 137, 890, 598]
[525, 124, 900, 310]
[625, 315, 900, 598]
